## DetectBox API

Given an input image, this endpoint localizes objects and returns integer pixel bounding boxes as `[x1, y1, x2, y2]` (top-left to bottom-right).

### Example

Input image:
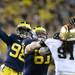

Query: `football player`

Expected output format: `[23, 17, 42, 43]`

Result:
[24, 26, 51, 75]
[59, 16, 75, 41]
[46, 32, 75, 75]
[45, 34, 75, 75]
[0, 22, 32, 75]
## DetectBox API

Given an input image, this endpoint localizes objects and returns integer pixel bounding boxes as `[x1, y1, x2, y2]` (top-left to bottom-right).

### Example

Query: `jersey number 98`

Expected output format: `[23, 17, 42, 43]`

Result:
[9, 43, 24, 62]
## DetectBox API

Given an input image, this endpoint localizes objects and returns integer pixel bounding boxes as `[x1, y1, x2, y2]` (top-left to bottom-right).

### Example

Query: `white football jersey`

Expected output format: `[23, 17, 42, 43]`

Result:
[45, 38, 75, 75]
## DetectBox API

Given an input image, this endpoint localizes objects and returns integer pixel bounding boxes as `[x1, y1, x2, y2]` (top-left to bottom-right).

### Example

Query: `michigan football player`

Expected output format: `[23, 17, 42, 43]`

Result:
[0, 21, 32, 75]
[24, 26, 51, 75]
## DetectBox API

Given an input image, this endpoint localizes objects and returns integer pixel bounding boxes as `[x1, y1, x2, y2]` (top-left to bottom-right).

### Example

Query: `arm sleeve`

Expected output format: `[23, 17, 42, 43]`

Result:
[59, 26, 70, 40]
[0, 28, 10, 45]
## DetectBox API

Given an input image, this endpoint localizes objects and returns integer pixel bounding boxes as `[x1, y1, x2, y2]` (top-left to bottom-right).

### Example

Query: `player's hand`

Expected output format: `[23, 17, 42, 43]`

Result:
[40, 40, 47, 47]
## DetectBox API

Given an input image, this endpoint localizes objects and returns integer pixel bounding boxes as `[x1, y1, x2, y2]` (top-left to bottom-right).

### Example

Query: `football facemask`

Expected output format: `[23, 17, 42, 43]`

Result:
[17, 27, 32, 38]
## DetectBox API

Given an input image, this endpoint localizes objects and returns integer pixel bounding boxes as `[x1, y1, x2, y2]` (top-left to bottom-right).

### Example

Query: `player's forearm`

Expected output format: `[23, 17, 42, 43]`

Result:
[39, 47, 50, 55]
[31, 41, 41, 49]
[25, 41, 41, 54]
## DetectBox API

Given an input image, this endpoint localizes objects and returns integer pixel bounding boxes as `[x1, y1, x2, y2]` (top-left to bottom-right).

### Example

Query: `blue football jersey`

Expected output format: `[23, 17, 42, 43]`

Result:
[0, 28, 35, 72]
[24, 46, 51, 75]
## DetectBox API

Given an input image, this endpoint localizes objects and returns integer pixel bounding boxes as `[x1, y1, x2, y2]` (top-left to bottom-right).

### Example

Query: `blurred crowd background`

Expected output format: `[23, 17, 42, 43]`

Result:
[0, 0, 75, 74]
